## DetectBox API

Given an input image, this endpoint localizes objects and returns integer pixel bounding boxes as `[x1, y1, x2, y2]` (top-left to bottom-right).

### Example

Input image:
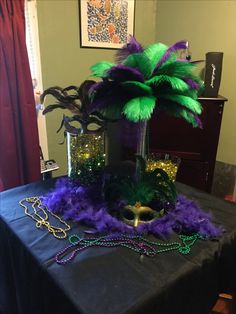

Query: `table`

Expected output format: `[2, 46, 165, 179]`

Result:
[1, 179, 236, 314]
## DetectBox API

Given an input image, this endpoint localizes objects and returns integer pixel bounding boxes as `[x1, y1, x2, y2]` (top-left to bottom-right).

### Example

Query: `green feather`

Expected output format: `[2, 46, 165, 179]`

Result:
[103, 155, 177, 206]
[121, 81, 152, 96]
[143, 43, 168, 74]
[160, 94, 202, 114]
[143, 167, 177, 203]
[175, 111, 199, 128]
[197, 80, 205, 95]
[182, 89, 199, 100]
[123, 96, 156, 122]
[154, 85, 199, 100]
[145, 75, 189, 92]
[159, 102, 200, 127]
[157, 61, 196, 78]
[179, 110, 199, 127]
[123, 53, 152, 79]
[99, 102, 123, 120]
[128, 180, 156, 204]
[121, 179, 158, 205]
[90, 61, 114, 78]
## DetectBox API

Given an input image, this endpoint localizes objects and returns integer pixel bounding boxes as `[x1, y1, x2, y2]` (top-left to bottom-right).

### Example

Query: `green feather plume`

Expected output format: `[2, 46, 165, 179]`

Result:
[159, 102, 200, 128]
[89, 39, 204, 126]
[90, 61, 114, 78]
[143, 43, 168, 74]
[178, 110, 200, 127]
[145, 75, 189, 92]
[121, 81, 152, 96]
[99, 104, 123, 120]
[157, 60, 197, 79]
[121, 180, 156, 205]
[159, 94, 202, 114]
[103, 156, 177, 206]
[123, 96, 156, 122]
[123, 53, 152, 79]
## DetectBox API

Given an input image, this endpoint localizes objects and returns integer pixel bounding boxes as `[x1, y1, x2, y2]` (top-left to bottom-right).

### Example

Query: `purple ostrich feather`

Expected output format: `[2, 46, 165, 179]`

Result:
[185, 78, 200, 90]
[194, 115, 203, 129]
[107, 64, 145, 82]
[115, 36, 144, 64]
[155, 40, 189, 71]
[87, 80, 129, 114]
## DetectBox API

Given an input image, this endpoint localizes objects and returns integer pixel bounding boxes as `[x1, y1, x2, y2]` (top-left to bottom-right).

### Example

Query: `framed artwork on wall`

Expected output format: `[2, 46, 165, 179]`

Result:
[79, 0, 135, 49]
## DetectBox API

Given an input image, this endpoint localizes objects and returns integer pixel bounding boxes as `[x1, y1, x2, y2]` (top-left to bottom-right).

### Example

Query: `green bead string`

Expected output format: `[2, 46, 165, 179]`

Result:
[68, 233, 202, 256]
[178, 234, 200, 254]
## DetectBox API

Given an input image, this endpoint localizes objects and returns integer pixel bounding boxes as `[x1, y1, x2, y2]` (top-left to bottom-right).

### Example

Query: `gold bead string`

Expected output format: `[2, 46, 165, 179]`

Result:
[19, 196, 71, 239]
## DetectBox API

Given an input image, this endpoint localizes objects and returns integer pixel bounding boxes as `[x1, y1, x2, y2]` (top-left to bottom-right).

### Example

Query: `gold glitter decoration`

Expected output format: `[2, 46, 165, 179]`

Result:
[146, 153, 180, 182]
[67, 132, 105, 181]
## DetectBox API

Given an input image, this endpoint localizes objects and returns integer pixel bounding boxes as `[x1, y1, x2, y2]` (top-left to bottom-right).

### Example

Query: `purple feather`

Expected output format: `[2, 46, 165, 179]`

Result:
[88, 81, 102, 95]
[185, 79, 199, 90]
[194, 115, 203, 129]
[42, 178, 223, 239]
[115, 36, 144, 63]
[87, 81, 125, 113]
[107, 64, 144, 82]
[155, 40, 189, 70]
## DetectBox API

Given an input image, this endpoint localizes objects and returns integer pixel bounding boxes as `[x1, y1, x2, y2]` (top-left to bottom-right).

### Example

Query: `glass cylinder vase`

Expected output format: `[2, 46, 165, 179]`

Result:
[66, 131, 105, 184]
[146, 153, 181, 182]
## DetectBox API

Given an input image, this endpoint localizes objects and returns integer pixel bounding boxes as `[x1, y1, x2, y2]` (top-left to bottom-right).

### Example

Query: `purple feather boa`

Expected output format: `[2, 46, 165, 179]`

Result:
[42, 178, 223, 239]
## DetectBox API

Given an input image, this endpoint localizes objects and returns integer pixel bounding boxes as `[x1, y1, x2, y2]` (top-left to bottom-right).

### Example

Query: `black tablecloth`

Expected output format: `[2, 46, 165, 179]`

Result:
[1, 179, 236, 314]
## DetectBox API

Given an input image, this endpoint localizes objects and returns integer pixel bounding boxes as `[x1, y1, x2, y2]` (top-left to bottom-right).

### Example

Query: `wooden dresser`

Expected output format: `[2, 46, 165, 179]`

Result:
[149, 96, 227, 192]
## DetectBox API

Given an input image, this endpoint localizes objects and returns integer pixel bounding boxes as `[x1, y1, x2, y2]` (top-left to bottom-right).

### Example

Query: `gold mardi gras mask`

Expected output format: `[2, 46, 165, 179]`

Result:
[121, 202, 164, 227]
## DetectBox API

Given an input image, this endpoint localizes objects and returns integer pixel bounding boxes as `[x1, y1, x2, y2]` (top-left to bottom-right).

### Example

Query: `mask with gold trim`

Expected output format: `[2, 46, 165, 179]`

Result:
[121, 202, 165, 227]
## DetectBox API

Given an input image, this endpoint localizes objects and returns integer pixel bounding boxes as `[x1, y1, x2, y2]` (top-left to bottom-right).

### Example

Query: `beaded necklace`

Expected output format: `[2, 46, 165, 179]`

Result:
[55, 233, 201, 264]
[19, 196, 71, 239]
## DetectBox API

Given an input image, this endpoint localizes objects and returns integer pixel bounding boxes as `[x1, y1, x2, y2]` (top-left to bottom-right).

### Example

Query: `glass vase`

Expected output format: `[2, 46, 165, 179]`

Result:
[146, 153, 181, 182]
[66, 131, 105, 184]
[136, 121, 148, 158]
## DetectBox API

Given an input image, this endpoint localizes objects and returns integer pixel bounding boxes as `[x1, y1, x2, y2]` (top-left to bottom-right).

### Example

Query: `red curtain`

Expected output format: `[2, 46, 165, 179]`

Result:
[0, 0, 41, 191]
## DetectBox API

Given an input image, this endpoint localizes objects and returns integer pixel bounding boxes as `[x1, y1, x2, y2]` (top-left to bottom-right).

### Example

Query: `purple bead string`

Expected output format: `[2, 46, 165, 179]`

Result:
[55, 233, 183, 265]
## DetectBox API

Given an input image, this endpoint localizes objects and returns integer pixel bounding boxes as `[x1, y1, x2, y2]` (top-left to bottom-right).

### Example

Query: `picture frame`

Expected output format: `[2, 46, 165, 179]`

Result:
[79, 0, 135, 49]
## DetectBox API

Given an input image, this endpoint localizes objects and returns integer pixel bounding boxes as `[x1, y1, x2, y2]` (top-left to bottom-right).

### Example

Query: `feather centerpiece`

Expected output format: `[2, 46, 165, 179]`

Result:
[89, 36, 204, 127]
[40, 38, 221, 236]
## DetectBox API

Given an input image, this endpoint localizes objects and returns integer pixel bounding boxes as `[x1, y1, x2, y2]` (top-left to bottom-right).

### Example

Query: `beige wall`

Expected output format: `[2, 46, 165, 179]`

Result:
[37, 0, 157, 176]
[38, 0, 236, 174]
[156, 0, 236, 165]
